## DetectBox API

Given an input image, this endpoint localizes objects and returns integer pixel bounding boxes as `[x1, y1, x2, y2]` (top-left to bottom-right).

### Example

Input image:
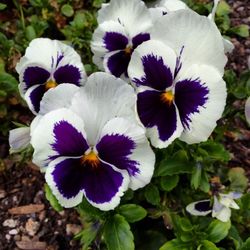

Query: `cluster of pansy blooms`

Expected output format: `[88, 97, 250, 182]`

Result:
[9, 0, 241, 221]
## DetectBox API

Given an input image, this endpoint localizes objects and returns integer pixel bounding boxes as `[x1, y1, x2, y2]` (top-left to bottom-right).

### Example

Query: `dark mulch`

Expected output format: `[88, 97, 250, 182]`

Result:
[0, 1, 249, 250]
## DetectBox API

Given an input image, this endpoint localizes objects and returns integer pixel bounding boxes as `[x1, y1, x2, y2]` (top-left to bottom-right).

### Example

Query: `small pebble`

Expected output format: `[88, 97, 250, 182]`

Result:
[5, 234, 11, 240]
[9, 229, 18, 235]
[3, 219, 18, 228]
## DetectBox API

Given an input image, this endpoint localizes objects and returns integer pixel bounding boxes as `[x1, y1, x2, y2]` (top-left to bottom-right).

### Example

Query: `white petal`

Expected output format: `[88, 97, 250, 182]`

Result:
[39, 84, 79, 115]
[70, 72, 137, 145]
[91, 20, 127, 55]
[212, 206, 231, 222]
[149, 7, 165, 23]
[178, 64, 227, 144]
[186, 200, 212, 216]
[97, 0, 152, 37]
[157, 0, 188, 12]
[31, 108, 87, 169]
[9, 127, 31, 152]
[151, 9, 227, 74]
[245, 96, 250, 125]
[97, 117, 155, 190]
[223, 38, 234, 53]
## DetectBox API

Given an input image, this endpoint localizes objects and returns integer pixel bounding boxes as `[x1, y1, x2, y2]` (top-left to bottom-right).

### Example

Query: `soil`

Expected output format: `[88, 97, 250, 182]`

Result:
[0, 1, 249, 250]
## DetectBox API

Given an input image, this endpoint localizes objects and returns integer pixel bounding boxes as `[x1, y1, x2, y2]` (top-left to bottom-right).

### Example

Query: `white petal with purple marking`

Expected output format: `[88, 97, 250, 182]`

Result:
[31, 108, 88, 169]
[97, 117, 155, 190]
[151, 10, 227, 74]
[70, 72, 137, 145]
[176, 64, 227, 144]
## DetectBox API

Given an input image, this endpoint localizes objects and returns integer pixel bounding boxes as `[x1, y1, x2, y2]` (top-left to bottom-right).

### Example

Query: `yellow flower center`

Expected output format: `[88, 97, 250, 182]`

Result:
[124, 46, 133, 55]
[161, 91, 174, 105]
[80, 151, 100, 168]
[45, 79, 58, 90]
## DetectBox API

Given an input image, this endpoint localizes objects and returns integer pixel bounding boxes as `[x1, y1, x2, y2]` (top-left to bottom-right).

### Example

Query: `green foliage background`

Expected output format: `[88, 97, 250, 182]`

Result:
[0, 0, 249, 249]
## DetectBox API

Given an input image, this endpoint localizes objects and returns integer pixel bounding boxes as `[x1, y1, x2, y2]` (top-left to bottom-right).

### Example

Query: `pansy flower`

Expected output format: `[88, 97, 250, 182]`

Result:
[128, 10, 227, 148]
[31, 72, 155, 210]
[91, 0, 152, 78]
[16, 38, 86, 114]
[186, 191, 242, 222]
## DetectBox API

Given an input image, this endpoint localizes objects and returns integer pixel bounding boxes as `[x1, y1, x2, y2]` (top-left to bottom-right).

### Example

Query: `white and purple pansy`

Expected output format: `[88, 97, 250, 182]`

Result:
[128, 11, 226, 148]
[16, 38, 86, 114]
[91, 0, 152, 78]
[31, 72, 155, 210]
[186, 191, 242, 222]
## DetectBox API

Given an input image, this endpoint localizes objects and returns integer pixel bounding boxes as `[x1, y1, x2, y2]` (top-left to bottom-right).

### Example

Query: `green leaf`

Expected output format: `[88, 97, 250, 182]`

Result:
[240, 237, 250, 250]
[216, 1, 231, 16]
[61, 4, 74, 17]
[104, 214, 134, 250]
[160, 239, 190, 250]
[229, 25, 249, 38]
[0, 72, 18, 93]
[155, 150, 193, 176]
[228, 167, 248, 192]
[191, 162, 202, 189]
[160, 175, 179, 192]
[25, 25, 37, 41]
[72, 12, 87, 30]
[241, 193, 250, 210]
[206, 220, 231, 243]
[117, 204, 147, 223]
[199, 170, 210, 193]
[0, 3, 7, 10]
[144, 184, 160, 205]
[74, 223, 100, 250]
[200, 141, 230, 162]
[77, 197, 104, 219]
[180, 218, 193, 232]
[44, 184, 63, 212]
[200, 240, 220, 250]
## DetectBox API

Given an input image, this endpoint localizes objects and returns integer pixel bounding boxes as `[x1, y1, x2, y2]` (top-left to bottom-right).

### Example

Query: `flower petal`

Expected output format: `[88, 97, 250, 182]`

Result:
[151, 10, 227, 74]
[97, 0, 152, 37]
[186, 200, 212, 216]
[157, 0, 188, 12]
[39, 83, 79, 115]
[137, 90, 183, 148]
[45, 157, 85, 208]
[104, 50, 131, 77]
[9, 127, 31, 152]
[20, 65, 50, 93]
[31, 108, 88, 169]
[128, 40, 176, 90]
[96, 117, 155, 190]
[81, 159, 130, 211]
[70, 72, 136, 145]
[91, 20, 128, 70]
[176, 64, 227, 144]
[24, 84, 46, 114]
[132, 33, 150, 49]
[54, 65, 82, 85]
